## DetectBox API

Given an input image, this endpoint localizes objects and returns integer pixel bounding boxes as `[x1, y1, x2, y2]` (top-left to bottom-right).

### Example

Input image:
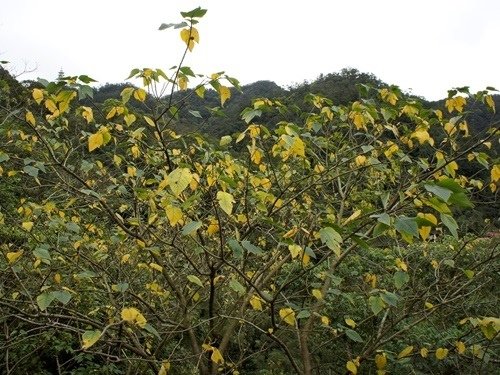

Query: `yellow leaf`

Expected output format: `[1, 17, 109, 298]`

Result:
[166, 205, 183, 226]
[158, 361, 171, 375]
[54, 273, 61, 284]
[290, 137, 305, 157]
[312, 289, 323, 300]
[346, 360, 358, 374]
[250, 148, 262, 165]
[166, 168, 192, 197]
[6, 250, 23, 264]
[344, 209, 361, 225]
[419, 226, 431, 240]
[22, 221, 34, 232]
[206, 218, 219, 235]
[249, 295, 263, 311]
[149, 263, 163, 272]
[127, 166, 137, 177]
[88, 132, 104, 152]
[445, 161, 458, 177]
[25, 111, 36, 126]
[283, 227, 298, 239]
[121, 307, 147, 328]
[321, 316, 330, 325]
[420, 347, 429, 358]
[81, 330, 102, 350]
[279, 307, 296, 326]
[345, 318, 356, 328]
[380, 88, 398, 105]
[121, 254, 131, 264]
[178, 76, 188, 91]
[134, 88, 147, 102]
[81, 106, 93, 123]
[124, 113, 136, 126]
[144, 115, 155, 127]
[352, 113, 366, 130]
[425, 301, 434, 309]
[485, 95, 495, 112]
[395, 258, 408, 271]
[459, 121, 469, 136]
[217, 191, 235, 215]
[288, 244, 301, 259]
[444, 122, 457, 135]
[397, 345, 414, 359]
[455, 341, 466, 354]
[45, 99, 58, 113]
[411, 128, 433, 145]
[355, 155, 367, 166]
[435, 347, 448, 360]
[302, 251, 310, 266]
[180, 27, 199, 51]
[375, 353, 387, 369]
[32, 88, 44, 104]
[211, 347, 224, 364]
[218, 85, 231, 106]
[491, 164, 500, 183]
[384, 142, 399, 159]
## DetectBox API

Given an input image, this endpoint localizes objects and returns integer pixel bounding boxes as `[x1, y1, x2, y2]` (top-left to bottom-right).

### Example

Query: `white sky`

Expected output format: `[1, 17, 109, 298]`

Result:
[1, 0, 499, 100]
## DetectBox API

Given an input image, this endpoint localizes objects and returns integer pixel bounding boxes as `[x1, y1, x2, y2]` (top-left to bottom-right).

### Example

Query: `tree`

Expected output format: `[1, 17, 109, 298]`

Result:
[0, 8, 499, 375]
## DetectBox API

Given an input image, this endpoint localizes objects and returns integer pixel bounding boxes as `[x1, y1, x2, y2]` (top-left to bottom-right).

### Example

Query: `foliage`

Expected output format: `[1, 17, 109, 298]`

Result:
[0, 7, 499, 375]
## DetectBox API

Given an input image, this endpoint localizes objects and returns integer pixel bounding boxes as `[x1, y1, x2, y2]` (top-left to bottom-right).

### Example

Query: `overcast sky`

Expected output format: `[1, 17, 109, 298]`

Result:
[1, 0, 499, 100]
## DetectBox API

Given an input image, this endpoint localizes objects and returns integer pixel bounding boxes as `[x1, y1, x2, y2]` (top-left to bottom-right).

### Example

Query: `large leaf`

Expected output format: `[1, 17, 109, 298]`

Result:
[394, 216, 418, 238]
[36, 292, 55, 311]
[440, 213, 458, 238]
[217, 191, 235, 215]
[319, 227, 343, 257]
[166, 168, 192, 197]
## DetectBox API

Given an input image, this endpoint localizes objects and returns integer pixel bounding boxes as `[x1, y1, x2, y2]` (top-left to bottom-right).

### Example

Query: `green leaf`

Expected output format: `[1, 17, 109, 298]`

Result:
[394, 216, 418, 238]
[435, 177, 465, 193]
[424, 197, 451, 214]
[448, 192, 473, 209]
[424, 183, 453, 202]
[296, 310, 311, 319]
[78, 75, 97, 84]
[188, 110, 202, 118]
[120, 87, 135, 103]
[33, 245, 51, 262]
[377, 213, 391, 226]
[143, 323, 160, 338]
[181, 7, 207, 19]
[394, 271, 409, 289]
[319, 227, 343, 256]
[241, 240, 263, 255]
[228, 279, 246, 295]
[369, 296, 386, 315]
[463, 269, 474, 279]
[241, 108, 262, 124]
[381, 291, 399, 306]
[23, 165, 39, 177]
[51, 290, 72, 305]
[440, 213, 458, 238]
[112, 283, 129, 292]
[182, 221, 202, 236]
[82, 330, 102, 349]
[345, 329, 364, 342]
[37, 292, 56, 311]
[187, 275, 203, 287]
[228, 239, 244, 259]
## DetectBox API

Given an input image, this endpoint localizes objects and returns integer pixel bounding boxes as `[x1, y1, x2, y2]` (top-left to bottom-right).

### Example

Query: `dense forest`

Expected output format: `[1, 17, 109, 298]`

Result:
[0, 7, 499, 375]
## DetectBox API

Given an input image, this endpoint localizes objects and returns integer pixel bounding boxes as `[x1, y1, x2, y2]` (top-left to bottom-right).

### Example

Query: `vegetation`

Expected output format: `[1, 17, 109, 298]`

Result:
[0, 7, 499, 375]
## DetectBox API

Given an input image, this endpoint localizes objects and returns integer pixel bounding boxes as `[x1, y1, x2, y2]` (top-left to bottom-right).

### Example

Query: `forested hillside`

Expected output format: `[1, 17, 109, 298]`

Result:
[0, 7, 499, 375]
